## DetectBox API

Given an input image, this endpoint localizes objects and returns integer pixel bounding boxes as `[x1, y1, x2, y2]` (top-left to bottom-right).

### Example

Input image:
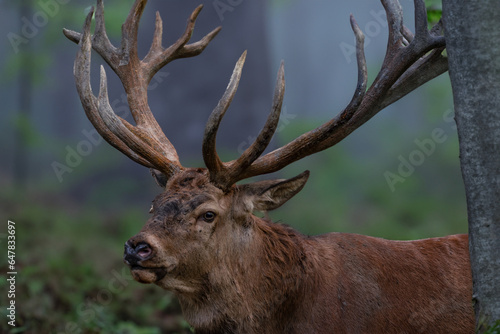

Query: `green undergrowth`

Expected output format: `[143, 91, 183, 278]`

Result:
[0, 188, 191, 334]
[482, 320, 500, 334]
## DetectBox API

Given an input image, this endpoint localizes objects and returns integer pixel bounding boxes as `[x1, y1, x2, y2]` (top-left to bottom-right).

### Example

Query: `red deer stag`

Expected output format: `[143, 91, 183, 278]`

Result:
[64, 0, 473, 333]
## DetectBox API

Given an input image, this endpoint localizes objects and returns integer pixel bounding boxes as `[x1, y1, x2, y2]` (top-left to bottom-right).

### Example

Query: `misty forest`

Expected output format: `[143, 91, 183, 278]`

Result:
[2, 0, 497, 333]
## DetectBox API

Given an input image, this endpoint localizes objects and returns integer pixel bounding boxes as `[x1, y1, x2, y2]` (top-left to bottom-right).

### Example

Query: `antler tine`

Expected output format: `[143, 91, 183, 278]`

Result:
[66, 1, 221, 181]
[63, 0, 120, 71]
[62, 29, 80, 44]
[143, 5, 221, 83]
[64, 0, 148, 74]
[408, 0, 445, 53]
[401, 26, 414, 46]
[203, 51, 247, 177]
[429, 19, 444, 37]
[222, 0, 449, 181]
[179, 26, 222, 57]
[381, 47, 447, 109]
[413, 0, 428, 40]
[346, 15, 368, 113]
[97, 66, 180, 176]
[93, 0, 118, 70]
[73, 8, 154, 169]
[381, 17, 447, 107]
[202, 54, 287, 190]
[150, 11, 163, 54]
[380, 0, 404, 68]
[232, 62, 285, 170]
[218, 61, 286, 188]
[120, 0, 147, 64]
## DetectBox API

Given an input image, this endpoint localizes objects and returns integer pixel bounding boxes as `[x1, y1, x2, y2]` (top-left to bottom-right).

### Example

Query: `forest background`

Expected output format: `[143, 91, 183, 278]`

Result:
[0, 0, 463, 333]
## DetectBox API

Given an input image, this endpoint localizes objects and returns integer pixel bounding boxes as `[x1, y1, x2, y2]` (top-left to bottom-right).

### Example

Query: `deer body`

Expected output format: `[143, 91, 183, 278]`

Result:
[65, 0, 474, 332]
[124, 169, 473, 333]
[179, 223, 473, 333]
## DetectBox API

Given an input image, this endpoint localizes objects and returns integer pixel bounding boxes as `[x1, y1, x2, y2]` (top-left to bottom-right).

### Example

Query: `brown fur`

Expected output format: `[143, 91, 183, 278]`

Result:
[126, 170, 474, 333]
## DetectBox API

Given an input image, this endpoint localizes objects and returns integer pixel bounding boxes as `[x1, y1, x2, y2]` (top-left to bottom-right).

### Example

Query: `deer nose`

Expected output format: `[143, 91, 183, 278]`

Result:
[124, 241, 153, 266]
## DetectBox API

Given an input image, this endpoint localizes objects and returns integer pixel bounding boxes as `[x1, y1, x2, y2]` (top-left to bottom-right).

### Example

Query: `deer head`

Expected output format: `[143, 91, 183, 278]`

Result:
[64, 0, 454, 329]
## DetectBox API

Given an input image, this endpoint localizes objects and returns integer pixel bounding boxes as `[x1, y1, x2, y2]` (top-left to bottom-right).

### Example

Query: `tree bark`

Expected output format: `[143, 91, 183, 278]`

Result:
[442, 1, 500, 331]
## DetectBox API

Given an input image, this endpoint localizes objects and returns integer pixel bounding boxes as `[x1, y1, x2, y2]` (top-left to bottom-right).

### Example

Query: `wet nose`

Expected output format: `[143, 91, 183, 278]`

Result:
[124, 241, 153, 266]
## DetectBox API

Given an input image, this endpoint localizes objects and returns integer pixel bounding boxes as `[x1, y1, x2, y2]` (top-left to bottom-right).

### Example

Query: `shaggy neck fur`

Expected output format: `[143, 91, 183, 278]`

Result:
[178, 216, 313, 334]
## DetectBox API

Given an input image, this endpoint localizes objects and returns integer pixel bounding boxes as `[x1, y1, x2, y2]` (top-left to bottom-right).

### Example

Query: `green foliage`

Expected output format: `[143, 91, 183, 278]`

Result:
[426, 0, 443, 27]
[482, 320, 500, 334]
[0, 187, 189, 334]
[12, 113, 41, 149]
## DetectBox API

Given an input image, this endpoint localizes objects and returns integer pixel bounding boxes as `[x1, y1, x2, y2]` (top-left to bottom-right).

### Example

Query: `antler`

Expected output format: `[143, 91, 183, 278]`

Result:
[203, 51, 286, 187]
[63, 0, 220, 179]
[203, 0, 448, 190]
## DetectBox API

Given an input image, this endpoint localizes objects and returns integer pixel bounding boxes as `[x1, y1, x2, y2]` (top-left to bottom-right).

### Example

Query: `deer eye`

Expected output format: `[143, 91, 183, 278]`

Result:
[201, 211, 216, 223]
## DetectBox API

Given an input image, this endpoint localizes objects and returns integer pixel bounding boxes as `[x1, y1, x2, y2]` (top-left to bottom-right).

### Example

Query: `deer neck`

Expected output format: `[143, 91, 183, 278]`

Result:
[178, 216, 311, 333]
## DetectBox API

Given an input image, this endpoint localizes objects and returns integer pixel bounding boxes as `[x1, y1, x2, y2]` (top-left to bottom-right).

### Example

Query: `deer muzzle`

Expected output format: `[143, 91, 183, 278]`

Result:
[124, 241, 153, 266]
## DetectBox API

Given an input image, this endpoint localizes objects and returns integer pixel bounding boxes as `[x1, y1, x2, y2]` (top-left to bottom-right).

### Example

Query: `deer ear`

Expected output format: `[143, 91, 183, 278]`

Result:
[240, 171, 310, 212]
[150, 169, 169, 188]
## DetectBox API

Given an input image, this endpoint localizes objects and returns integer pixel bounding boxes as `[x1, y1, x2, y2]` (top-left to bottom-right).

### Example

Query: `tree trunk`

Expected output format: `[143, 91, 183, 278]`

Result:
[442, 1, 500, 331]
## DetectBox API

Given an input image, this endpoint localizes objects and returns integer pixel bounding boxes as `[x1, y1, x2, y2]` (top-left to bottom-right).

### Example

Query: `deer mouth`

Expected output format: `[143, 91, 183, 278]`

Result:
[124, 240, 179, 283]
[128, 258, 178, 284]
[129, 265, 169, 284]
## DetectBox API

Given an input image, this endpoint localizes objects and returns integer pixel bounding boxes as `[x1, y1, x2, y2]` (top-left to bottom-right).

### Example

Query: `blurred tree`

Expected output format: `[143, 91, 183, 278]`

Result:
[12, 0, 33, 187]
[2, 0, 130, 188]
[443, 1, 500, 331]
